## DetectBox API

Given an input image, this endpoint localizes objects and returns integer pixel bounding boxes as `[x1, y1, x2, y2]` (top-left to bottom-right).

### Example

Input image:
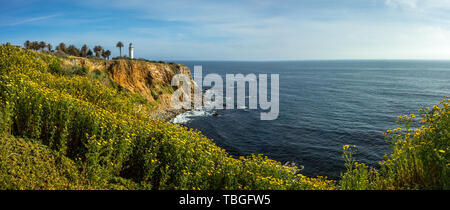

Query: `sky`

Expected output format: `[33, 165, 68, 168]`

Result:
[1, 0, 450, 60]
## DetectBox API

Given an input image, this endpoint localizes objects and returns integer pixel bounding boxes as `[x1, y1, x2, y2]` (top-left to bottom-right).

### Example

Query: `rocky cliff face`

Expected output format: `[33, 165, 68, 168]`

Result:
[61, 57, 193, 118]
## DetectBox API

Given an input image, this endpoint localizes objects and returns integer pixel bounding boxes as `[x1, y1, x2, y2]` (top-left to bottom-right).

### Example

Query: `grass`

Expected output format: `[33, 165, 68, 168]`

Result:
[0, 43, 448, 190]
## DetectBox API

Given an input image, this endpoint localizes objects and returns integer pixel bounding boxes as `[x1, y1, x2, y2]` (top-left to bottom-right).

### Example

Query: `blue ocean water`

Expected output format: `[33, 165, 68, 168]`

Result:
[174, 60, 450, 180]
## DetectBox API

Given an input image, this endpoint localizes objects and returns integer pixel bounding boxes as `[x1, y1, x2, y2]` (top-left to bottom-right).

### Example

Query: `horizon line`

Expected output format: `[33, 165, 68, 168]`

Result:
[4, 42, 450, 62]
[168, 58, 450, 62]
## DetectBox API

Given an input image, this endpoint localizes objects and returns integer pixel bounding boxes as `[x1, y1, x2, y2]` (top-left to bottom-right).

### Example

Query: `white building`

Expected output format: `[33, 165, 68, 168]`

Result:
[129, 43, 134, 59]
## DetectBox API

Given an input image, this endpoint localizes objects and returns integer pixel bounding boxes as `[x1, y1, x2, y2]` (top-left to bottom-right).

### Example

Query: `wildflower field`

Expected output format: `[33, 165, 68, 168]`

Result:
[0, 44, 448, 190]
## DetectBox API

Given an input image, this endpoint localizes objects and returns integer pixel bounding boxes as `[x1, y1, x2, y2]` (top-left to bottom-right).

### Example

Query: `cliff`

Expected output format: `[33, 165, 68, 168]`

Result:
[61, 56, 193, 120]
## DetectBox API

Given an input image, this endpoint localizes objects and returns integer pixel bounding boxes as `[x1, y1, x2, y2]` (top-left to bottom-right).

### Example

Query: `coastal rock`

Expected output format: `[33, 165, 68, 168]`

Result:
[62, 57, 197, 121]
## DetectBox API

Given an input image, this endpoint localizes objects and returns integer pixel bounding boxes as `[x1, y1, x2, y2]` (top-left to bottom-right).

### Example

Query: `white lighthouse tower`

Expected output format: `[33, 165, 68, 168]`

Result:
[129, 43, 134, 59]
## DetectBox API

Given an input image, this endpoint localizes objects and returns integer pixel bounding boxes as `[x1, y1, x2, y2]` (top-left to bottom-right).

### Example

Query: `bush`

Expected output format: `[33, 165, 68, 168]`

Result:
[0, 137, 89, 189]
[340, 97, 450, 190]
[72, 65, 89, 76]
[48, 59, 64, 75]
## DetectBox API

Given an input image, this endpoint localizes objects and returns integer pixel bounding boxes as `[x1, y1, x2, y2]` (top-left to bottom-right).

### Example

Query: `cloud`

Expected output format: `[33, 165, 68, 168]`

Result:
[385, 0, 450, 11]
[3, 0, 450, 60]
[384, 0, 450, 26]
[6, 14, 61, 26]
[385, 0, 418, 8]
[71, 0, 450, 60]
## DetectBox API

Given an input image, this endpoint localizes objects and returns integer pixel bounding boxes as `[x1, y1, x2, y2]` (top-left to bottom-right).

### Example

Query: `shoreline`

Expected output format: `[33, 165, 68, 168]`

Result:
[152, 89, 209, 123]
[149, 108, 188, 122]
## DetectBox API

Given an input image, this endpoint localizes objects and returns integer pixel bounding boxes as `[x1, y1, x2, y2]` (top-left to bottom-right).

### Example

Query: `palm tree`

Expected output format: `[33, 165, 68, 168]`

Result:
[67, 45, 80, 56]
[24, 40, 31, 49]
[39, 41, 46, 52]
[116, 41, 124, 57]
[87, 49, 93, 57]
[32, 41, 40, 51]
[57, 43, 67, 53]
[101, 50, 107, 59]
[103, 50, 111, 60]
[47, 44, 52, 52]
[80, 44, 89, 57]
[93, 45, 103, 58]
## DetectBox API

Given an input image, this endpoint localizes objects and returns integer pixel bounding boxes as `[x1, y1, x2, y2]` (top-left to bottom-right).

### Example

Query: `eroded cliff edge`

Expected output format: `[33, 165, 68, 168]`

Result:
[61, 57, 193, 121]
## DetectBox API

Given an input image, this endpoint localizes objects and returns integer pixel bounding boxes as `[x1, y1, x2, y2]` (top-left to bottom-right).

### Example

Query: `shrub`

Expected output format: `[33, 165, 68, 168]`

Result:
[0, 137, 89, 189]
[48, 59, 64, 75]
[72, 65, 89, 76]
[340, 97, 450, 190]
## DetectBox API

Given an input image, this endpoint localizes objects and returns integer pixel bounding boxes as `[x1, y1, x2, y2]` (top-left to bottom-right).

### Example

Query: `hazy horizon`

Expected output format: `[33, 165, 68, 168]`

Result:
[2, 0, 450, 61]
[171, 59, 450, 62]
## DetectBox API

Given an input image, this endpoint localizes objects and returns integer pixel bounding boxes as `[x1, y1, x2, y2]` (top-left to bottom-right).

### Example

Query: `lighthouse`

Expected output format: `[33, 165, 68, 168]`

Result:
[129, 43, 134, 59]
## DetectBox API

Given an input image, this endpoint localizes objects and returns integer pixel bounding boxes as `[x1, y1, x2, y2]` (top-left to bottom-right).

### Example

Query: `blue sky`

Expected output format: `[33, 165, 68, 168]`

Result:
[1, 0, 450, 60]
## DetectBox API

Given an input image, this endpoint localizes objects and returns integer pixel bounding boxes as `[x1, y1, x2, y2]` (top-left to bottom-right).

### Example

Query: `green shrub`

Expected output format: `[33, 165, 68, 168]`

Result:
[48, 59, 64, 75]
[0, 136, 89, 189]
[72, 65, 89, 76]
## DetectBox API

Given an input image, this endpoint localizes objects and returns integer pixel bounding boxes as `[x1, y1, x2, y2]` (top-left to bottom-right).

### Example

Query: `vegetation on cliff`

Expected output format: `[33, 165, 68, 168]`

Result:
[24, 40, 112, 60]
[0, 44, 333, 189]
[0, 44, 448, 190]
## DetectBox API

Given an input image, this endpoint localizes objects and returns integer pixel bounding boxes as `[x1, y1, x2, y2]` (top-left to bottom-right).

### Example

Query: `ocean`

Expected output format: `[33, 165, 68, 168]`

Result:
[172, 60, 450, 180]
